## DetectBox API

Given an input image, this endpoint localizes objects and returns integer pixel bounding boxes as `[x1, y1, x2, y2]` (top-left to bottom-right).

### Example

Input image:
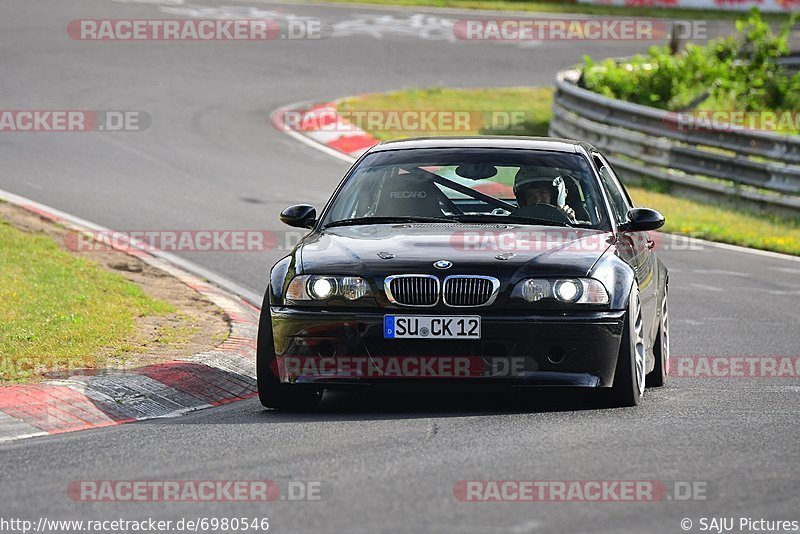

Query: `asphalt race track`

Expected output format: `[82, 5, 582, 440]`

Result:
[1, 1, 799, 532]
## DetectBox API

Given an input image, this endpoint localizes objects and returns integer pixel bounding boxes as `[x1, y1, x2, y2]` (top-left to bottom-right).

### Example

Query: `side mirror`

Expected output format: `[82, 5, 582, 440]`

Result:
[280, 204, 316, 229]
[620, 208, 665, 232]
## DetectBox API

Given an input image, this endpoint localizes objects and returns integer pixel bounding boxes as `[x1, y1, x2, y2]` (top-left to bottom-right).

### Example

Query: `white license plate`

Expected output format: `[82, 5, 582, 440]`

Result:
[384, 315, 481, 339]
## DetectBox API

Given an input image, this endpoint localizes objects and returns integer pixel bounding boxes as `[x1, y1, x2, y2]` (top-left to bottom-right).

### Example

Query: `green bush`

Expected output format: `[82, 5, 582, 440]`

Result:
[581, 9, 799, 113]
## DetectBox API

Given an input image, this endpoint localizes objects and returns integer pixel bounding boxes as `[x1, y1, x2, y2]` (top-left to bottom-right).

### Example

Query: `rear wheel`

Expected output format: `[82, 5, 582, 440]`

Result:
[610, 286, 646, 407]
[646, 286, 669, 387]
[257, 293, 322, 410]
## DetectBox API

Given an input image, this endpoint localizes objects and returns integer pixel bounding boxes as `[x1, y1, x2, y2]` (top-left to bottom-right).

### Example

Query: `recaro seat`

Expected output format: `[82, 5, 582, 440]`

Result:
[375, 172, 446, 218]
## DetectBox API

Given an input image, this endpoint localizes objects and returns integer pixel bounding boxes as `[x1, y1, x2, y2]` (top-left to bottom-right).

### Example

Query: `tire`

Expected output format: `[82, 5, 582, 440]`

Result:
[610, 285, 646, 407]
[257, 293, 322, 410]
[646, 286, 669, 387]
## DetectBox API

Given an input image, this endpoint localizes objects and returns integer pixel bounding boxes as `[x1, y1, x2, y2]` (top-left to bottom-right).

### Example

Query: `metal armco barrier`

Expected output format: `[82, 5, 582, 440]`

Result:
[549, 68, 800, 217]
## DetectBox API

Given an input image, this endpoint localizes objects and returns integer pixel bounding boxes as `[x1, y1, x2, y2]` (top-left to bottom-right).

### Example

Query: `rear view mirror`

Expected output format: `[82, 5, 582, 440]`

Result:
[621, 208, 665, 232]
[280, 204, 316, 229]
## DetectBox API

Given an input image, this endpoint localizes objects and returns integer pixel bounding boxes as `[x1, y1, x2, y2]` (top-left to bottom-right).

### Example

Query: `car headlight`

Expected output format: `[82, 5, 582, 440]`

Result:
[286, 275, 372, 302]
[512, 278, 609, 305]
[309, 276, 336, 300]
[554, 279, 581, 303]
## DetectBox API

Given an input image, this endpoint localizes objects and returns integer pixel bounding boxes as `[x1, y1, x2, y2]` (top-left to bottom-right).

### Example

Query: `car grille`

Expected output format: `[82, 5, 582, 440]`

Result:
[385, 275, 439, 307]
[443, 276, 499, 307]
[384, 275, 500, 307]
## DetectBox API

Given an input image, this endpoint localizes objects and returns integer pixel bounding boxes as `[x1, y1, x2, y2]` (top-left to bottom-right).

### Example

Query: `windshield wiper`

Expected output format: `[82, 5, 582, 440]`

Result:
[452, 214, 571, 227]
[323, 216, 456, 228]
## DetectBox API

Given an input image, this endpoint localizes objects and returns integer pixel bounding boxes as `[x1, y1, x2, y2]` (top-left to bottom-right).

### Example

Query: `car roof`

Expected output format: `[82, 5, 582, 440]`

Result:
[366, 136, 596, 155]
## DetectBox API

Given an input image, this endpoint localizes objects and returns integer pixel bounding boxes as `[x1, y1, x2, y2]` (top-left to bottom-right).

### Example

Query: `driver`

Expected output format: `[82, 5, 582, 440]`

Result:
[513, 166, 576, 220]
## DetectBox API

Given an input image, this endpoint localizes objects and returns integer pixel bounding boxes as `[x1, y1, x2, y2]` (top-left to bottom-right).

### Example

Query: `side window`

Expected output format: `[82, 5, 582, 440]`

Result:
[601, 156, 634, 207]
[593, 154, 631, 224]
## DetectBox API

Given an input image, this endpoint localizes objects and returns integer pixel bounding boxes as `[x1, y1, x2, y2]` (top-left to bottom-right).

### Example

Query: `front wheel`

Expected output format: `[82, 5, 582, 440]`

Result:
[609, 285, 646, 407]
[257, 294, 322, 410]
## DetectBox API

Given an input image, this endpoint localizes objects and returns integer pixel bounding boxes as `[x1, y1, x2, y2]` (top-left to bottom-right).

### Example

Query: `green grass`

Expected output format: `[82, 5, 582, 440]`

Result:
[336, 86, 800, 256]
[154, 319, 198, 346]
[338, 86, 554, 140]
[314, 0, 793, 21]
[628, 187, 800, 255]
[0, 218, 174, 382]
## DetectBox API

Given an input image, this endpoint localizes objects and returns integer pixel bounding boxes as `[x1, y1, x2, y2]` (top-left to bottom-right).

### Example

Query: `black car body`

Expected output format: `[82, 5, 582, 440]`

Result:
[258, 137, 669, 409]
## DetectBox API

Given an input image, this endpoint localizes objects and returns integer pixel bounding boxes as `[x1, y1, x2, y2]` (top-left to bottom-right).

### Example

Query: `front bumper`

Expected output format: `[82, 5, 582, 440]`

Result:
[270, 307, 626, 388]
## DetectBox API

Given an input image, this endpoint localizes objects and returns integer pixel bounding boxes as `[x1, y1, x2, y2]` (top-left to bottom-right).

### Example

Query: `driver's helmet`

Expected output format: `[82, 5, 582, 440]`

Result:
[514, 166, 560, 207]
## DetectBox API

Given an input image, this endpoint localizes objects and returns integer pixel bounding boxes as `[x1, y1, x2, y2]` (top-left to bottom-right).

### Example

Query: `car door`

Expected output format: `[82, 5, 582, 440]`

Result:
[592, 154, 659, 344]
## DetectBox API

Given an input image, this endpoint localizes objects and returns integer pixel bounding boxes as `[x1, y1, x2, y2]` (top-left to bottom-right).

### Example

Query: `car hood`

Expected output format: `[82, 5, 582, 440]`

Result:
[298, 224, 612, 279]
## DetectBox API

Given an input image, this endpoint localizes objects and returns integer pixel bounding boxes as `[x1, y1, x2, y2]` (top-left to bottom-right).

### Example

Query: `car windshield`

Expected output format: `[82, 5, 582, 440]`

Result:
[322, 147, 610, 230]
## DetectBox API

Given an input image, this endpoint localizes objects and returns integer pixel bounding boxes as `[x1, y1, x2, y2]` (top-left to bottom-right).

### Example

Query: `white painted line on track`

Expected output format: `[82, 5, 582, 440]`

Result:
[666, 233, 800, 264]
[270, 101, 358, 164]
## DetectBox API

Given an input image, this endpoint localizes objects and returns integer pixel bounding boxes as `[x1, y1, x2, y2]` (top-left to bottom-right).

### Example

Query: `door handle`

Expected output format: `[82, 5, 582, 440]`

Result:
[646, 239, 655, 250]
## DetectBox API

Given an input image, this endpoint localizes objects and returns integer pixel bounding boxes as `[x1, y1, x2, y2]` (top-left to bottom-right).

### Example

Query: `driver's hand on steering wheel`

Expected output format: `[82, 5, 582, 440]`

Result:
[559, 205, 576, 221]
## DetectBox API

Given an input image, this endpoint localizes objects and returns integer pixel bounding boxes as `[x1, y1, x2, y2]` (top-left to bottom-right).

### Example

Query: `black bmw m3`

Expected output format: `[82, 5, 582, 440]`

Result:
[258, 137, 669, 409]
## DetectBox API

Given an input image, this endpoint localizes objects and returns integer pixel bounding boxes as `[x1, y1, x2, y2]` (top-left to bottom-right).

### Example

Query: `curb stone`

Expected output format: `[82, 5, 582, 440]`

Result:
[0, 194, 261, 443]
[271, 100, 378, 161]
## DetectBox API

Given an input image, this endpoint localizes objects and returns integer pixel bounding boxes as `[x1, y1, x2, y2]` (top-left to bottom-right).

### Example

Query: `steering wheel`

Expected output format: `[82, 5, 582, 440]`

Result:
[511, 203, 574, 224]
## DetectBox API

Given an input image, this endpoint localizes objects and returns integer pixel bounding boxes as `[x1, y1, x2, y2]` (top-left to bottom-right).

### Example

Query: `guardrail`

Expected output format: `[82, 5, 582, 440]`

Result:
[549, 67, 800, 218]
[778, 54, 800, 73]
